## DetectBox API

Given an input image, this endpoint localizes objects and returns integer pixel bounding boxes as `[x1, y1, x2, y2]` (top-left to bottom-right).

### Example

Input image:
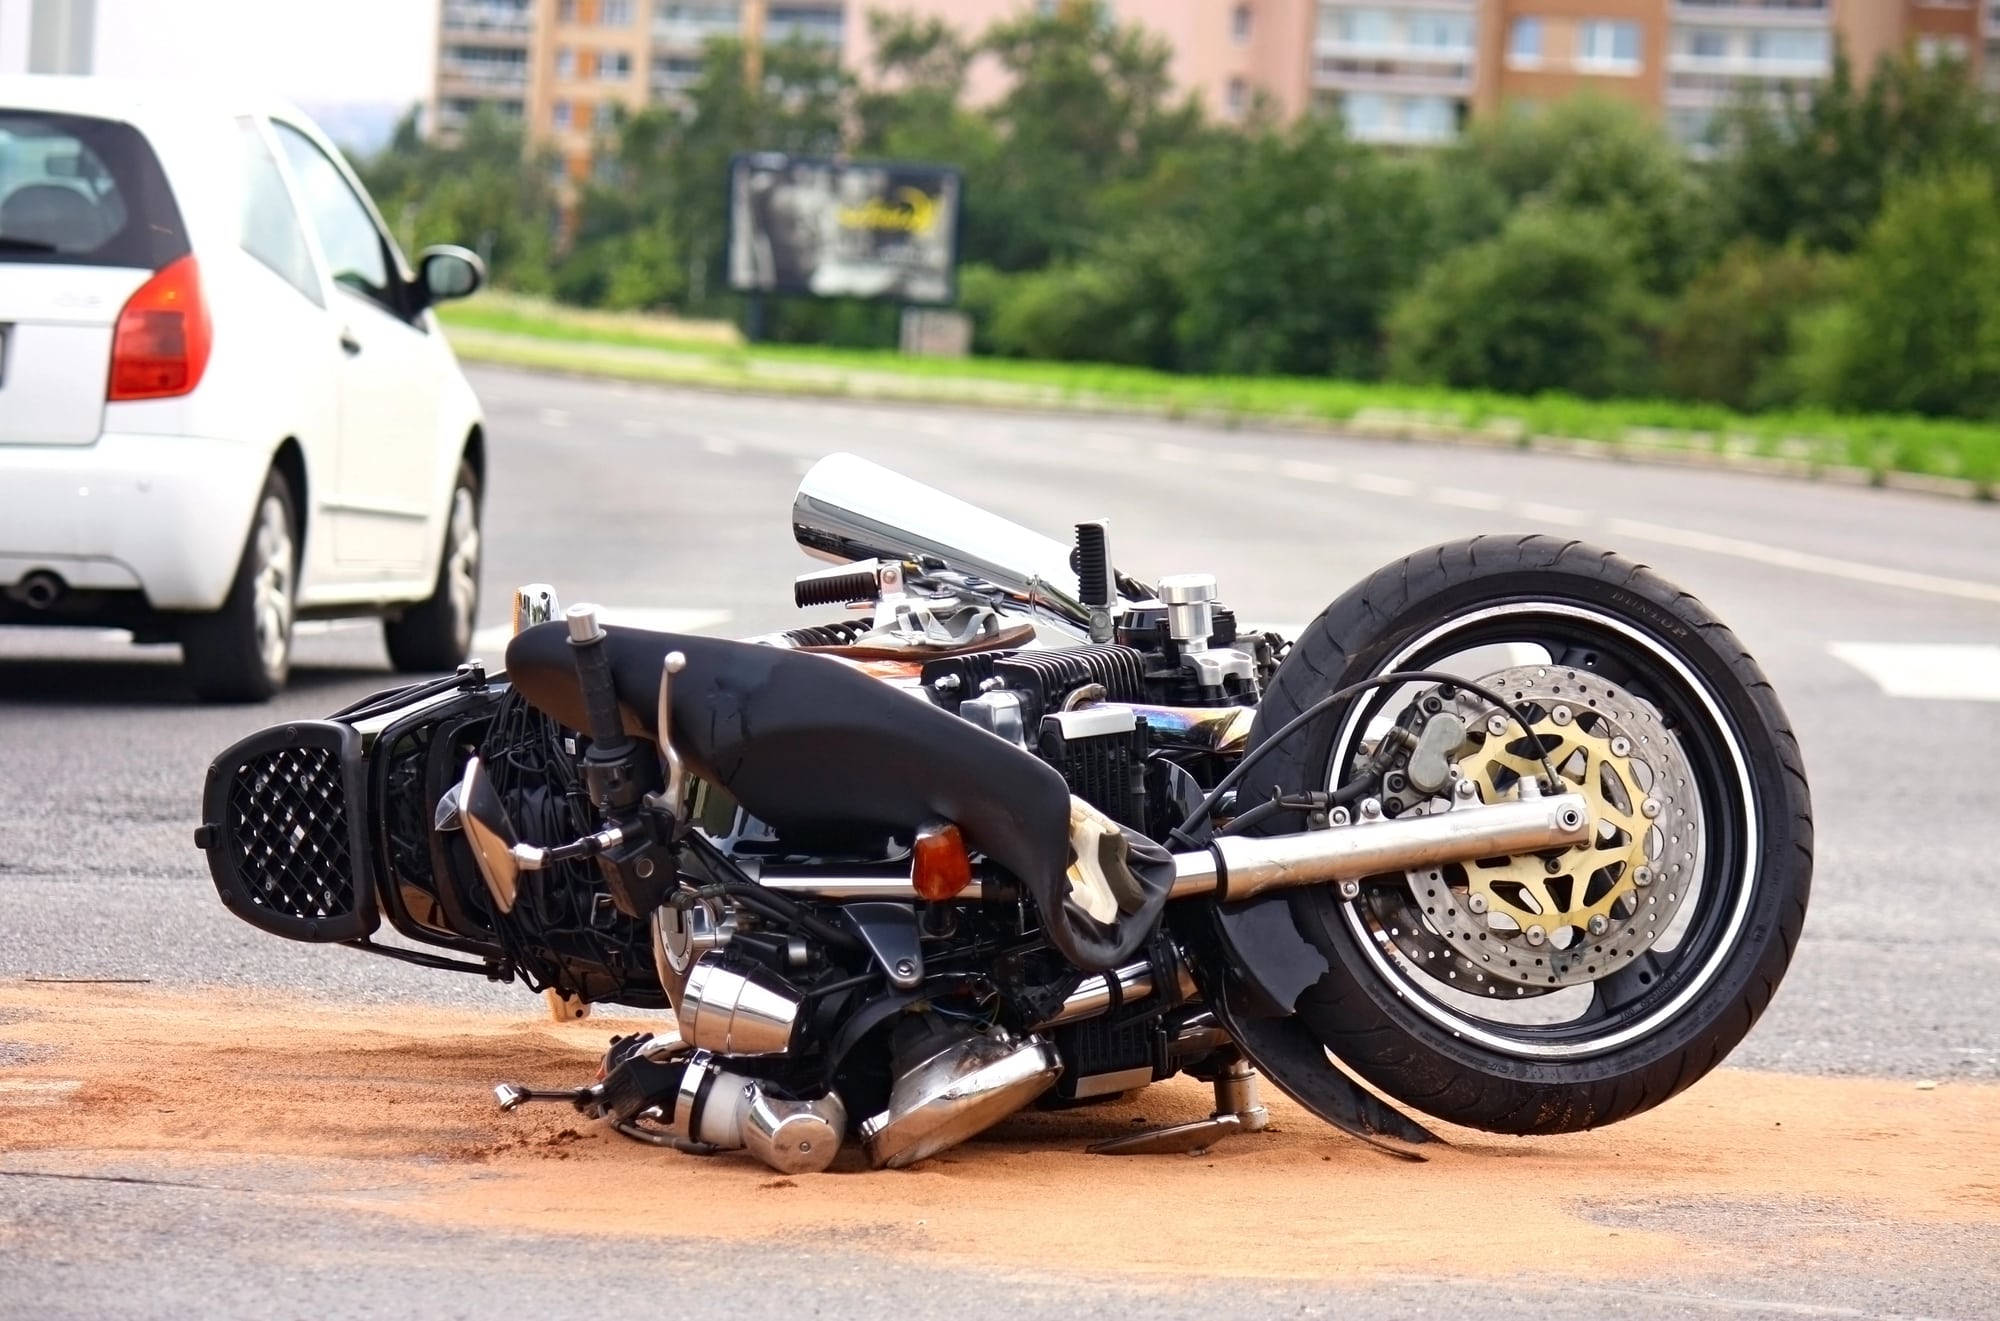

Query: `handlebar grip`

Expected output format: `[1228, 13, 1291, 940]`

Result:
[565, 605, 630, 752]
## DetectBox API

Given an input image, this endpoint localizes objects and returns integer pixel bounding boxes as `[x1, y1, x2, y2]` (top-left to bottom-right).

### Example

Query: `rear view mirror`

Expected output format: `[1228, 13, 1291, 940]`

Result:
[457, 756, 522, 912]
[419, 244, 484, 304]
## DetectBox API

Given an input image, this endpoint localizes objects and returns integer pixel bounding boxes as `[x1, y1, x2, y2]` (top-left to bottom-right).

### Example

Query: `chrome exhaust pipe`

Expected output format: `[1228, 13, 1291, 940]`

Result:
[1169, 792, 1590, 902]
[792, 452, 1089, 628]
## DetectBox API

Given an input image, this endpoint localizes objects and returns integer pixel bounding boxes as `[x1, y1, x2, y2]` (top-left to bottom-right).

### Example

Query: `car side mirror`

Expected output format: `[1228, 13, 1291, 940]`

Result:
[418, 244, 485, 305]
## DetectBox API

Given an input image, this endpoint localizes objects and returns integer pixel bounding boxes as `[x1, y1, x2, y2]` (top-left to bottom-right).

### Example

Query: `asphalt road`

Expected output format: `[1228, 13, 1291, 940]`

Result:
[3, 364, 1998, 1318]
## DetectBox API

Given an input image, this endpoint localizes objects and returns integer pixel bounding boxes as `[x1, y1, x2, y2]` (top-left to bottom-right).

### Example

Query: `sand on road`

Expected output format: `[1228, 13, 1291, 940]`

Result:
[1, 981, 1994, 1291]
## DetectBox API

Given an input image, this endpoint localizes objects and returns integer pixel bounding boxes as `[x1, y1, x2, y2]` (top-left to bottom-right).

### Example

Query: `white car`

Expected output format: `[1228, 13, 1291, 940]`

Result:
[0, 77, 488, 701]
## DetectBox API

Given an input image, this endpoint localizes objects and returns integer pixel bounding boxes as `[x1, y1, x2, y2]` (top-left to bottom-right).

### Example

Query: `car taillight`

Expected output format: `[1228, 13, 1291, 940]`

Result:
[108, 254, 212, 401]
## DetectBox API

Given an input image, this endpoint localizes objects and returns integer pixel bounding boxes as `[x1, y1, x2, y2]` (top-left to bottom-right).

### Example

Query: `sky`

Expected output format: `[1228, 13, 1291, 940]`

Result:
[87, 0, 438, 109]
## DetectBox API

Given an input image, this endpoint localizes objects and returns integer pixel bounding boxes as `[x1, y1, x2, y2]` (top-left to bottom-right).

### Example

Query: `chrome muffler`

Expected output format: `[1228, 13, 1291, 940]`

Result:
[661, 1050, 848, 1176]
[676, 952, 804, 1056]
[1169, 792, 1590, 902]
[860, 1025, 1062, 1169]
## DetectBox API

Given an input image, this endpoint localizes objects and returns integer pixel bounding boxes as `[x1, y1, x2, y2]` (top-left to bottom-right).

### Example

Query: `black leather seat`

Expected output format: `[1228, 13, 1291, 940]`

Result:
[504, 622, 1073, 898]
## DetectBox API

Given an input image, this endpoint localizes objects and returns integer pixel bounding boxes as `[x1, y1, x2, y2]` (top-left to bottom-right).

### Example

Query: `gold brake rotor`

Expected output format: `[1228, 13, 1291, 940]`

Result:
[1404, 666, 1700, 991]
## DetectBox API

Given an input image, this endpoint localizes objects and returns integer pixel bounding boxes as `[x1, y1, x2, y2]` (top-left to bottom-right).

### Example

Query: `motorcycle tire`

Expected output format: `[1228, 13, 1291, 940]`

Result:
[1246, 534, 1812, 1135]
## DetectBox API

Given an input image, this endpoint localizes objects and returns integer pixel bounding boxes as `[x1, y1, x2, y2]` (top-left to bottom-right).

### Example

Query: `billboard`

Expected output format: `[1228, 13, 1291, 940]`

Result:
[727, 153, 962, 305]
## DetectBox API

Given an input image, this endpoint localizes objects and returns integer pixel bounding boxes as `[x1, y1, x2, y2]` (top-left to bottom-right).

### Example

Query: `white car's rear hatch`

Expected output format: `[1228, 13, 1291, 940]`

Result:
[0, 105, 189, 446]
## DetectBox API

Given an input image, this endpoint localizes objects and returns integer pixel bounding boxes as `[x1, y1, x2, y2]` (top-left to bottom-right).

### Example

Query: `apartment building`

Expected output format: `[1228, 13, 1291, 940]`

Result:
[432, 0, 1997, 169]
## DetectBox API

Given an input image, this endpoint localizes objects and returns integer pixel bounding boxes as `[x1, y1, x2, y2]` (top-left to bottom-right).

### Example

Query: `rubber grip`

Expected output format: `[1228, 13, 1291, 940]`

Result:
[569, 634, 630, 750]
[1075, 521, 1111, 608]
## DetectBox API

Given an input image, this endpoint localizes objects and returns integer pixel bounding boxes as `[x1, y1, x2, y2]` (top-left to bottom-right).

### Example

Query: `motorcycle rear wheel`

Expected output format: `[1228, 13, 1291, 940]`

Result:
[1247, 535, 1812, 1134]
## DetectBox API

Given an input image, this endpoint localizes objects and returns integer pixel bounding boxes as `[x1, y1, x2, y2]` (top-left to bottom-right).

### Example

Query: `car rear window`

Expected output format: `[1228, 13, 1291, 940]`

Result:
[0, 109, 189, 269]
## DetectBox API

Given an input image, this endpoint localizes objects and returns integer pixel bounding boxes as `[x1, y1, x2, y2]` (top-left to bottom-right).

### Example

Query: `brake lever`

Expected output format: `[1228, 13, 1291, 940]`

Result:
[643, 651, 688, 837]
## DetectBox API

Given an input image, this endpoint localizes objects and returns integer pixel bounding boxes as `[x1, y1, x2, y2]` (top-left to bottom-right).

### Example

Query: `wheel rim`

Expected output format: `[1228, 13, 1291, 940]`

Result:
[251, 494, 295, 680]
[444, 484, 480, 651]
[1321, 600, 1759, 1061]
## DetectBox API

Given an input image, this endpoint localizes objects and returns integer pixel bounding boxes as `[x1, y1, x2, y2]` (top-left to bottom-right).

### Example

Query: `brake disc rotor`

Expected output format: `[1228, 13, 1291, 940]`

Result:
[1382, 665, 1701, 993]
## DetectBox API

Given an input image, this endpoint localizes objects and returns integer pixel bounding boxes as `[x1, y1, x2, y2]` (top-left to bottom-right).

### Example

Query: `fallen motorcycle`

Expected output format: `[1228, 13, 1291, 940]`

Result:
[197, 452, 1812, 1171]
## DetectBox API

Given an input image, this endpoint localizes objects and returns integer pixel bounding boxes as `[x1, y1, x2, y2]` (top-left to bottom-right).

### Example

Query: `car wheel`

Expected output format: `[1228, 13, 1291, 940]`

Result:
[182, 469, 297, 703]
[384, 460, 481, 674]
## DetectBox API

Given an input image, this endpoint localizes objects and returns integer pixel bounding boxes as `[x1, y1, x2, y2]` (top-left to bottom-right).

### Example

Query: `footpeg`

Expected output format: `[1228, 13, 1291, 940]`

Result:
[1089, 1059, 1269, 1157]
[494, 1081, 602, 1113]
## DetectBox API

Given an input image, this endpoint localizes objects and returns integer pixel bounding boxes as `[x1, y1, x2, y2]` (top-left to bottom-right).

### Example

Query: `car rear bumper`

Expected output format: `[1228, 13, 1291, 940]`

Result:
[0, 432, 270, 612]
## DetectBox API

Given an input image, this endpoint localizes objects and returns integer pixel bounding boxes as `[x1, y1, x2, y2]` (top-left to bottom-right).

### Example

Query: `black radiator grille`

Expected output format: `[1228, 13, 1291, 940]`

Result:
[226, 747, 356, 921]
[1041, 721, 1149, 830]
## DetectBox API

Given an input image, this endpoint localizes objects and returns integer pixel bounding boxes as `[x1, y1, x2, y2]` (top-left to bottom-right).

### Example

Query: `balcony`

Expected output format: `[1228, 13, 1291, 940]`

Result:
[1667, 51, 1830, 79]
[440, 1, 533, 37]
[1670, 0, 1830, 27]
[438, 56, 530, 88]
[655, 20, 740, 48]
[1314, 52, 1473, 96]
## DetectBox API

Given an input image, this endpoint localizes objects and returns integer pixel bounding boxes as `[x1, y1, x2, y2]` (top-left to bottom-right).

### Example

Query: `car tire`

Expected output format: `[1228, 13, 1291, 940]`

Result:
[182, 469, 298, 704]
[384, 460, 482, 674]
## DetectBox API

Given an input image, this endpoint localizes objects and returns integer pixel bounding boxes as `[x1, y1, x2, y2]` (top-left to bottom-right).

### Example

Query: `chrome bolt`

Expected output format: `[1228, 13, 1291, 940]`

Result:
[1642, 798, 1662, 819]
[1454, 779, 1478, 802]
[1467, 893, 1488, 914]
[1550, 704, 1573, 726]
[1526, 925, 1547, 946]
[1329, 806, 1352, 827]
[1359, 798, 1384, 821]
[1487, 714, 1509, 737]
[1588, 914, 1609, 936]
[1634, 866, 1654, 888]
[1610, 736, 1632, 758]
[1544, 857, 1564, 875]
[1338, 880, 1361, 900]
[893, 959, 916, 979]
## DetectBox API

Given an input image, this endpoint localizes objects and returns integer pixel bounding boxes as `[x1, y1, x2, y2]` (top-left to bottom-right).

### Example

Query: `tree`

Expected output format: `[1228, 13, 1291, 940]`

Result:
[1789, 168, 2000, 420]
[1447, 95, 1714, 293]
[1387, 207, 1657, 399]
[1174, 118, 1438, 379]
[358, 105, 559, 293]
[1660, 241, 1833, 410]
[973, 1, 1204, 271]
[1712, 49, 2000, 254]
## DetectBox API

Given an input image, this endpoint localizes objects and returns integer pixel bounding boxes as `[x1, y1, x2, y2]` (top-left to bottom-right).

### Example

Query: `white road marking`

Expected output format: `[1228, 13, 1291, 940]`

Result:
[1514, 500, 1590, 527]
[1430, 486, 1505, 511]
[536, 408, 570, 429]
[1214, 451, 1270, 473]
[1151, 442, 1201, 465]
[1349, 472, 1416, 497]
[1606, 518, 2000, 607]
[293, 620, 373, 637]
[472, 608, 732, 655]
[701, 435, 739, 456]
[0, 1080, 80, 1106]
[1278, 459, 1340, 484]
[912, 415, 951, 437]
[1828, 643, 2000, 702]
[1085, 433, 1137, 455]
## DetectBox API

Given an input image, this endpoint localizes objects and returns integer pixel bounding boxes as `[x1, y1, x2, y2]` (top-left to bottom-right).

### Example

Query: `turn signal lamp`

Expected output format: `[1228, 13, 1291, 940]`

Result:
[912, 820, 972, 901]
[108, 255, 212, 400]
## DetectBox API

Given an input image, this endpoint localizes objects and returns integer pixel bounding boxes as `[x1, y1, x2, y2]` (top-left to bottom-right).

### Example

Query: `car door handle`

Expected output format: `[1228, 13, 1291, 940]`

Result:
[339, 329, 362, 356]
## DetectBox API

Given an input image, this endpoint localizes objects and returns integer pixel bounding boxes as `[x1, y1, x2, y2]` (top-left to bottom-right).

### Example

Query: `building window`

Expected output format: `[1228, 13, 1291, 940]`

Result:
[1916, 33, 1971, 65]
[1508, 17, 1543, 67]
[555, 46, 576, 78]
[1576, 20, 1642, 71]
[558, 0, 577, 20]
[1227, 76, 1248, 116]
[1333, 7, 1392, 46]
[601, 0, 633, 24]
[1232, 4, 1251, 43]
[1687, 28, 1726, 60]
[600, 50, 632, 80]
[1748, 28, 1830, 68]
[594, 101, 618, 130]
[552, 99, 572, 130]
[1407, 12, 1472, 52]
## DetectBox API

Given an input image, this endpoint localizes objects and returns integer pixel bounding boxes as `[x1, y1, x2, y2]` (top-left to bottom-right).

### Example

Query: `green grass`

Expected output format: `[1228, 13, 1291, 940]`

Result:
[439, 296, 2000, 495]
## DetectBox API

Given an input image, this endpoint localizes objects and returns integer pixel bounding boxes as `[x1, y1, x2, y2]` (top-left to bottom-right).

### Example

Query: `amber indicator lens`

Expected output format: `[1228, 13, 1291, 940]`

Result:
[912, 820, 972, 901]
